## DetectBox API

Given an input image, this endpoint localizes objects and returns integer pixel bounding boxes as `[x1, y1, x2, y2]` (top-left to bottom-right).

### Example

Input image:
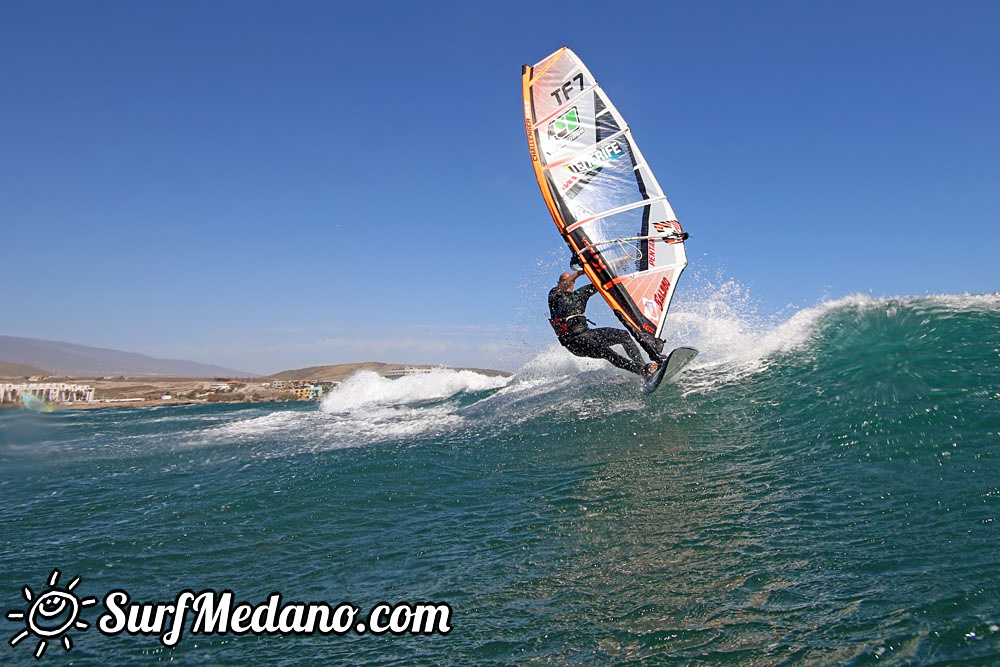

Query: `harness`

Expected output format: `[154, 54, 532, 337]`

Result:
[548, 314, 593, 338]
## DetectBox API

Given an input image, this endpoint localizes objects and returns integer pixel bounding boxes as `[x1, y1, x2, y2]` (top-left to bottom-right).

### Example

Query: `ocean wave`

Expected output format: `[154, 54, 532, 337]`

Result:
[5, 291, 996, 464]
[319, 368, 509, 413]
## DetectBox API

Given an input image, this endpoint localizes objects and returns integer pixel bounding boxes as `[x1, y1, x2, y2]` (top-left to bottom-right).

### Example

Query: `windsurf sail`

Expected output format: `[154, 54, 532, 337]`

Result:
[522, 47, 687, 358]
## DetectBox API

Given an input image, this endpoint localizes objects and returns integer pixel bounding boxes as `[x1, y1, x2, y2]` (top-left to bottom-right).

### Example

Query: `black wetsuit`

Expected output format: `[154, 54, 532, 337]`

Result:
[548, 283, 646, 376]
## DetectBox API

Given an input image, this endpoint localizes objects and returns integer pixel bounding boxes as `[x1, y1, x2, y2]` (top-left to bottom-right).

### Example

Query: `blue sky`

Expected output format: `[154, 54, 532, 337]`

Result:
[2, 1, 997, 374]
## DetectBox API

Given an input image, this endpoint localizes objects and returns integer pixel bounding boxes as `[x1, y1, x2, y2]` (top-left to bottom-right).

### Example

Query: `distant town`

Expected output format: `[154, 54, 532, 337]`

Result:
[1, 377, 333, 408]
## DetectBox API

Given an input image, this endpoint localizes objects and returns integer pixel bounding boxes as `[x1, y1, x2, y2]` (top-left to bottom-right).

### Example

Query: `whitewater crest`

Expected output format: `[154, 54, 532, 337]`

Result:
[319, 369, 509, 413]
[650, 279, 822, 393]
[666, 289, 1000, 394]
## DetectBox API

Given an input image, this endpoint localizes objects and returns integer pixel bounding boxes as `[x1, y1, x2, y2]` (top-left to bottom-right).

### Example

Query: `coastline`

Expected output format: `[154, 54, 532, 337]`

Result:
[0, 362, 512, 411]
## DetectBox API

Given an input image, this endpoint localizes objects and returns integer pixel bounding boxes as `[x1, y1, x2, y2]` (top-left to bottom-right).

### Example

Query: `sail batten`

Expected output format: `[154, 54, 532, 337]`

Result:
[522, 47, 687, 357]
[564, 198, 665, 233]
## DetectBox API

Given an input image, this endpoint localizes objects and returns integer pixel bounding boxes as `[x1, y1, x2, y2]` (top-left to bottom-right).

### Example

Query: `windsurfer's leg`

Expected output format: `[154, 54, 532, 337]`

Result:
[590, 328, 645, 367]
[564, 330, 645, 376]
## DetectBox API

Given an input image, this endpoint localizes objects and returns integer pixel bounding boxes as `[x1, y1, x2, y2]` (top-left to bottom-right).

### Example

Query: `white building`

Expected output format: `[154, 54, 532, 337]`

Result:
[384, 367, 432, 379]
[1, 383, 95, 404]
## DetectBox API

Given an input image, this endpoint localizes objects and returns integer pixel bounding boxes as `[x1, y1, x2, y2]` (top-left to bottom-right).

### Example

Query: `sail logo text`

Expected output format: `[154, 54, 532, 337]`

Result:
[653, 277, 671, 310]
[549, 73, 585, 105]
[565, 141, 624, 174]
[524, 101, 539, 161]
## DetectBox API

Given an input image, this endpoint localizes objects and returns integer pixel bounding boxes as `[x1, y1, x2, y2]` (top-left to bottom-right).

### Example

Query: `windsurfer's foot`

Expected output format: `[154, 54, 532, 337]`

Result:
[643, 361, 659, 377]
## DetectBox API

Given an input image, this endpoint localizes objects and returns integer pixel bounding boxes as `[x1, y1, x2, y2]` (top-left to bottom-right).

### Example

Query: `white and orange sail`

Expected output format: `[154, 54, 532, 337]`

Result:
[522, 47, 687, 358]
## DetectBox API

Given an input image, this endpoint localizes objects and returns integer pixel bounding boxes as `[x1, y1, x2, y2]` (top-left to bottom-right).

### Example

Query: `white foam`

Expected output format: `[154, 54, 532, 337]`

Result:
[819, 291, 1000, 313]
[513, 344, 614, 380]
[194, 410, 301, 441]
[79, 369, 513, 459]
[650, 279, 824, 393]
[319, 369, 509, 413]
[176, 400, 466, 457]
[455, 344, 647, 426]
[227, 368, 511, 454]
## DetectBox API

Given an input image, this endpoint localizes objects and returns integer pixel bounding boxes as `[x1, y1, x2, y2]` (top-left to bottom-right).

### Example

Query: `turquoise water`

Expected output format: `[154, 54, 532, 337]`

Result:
[2, 294, 999, 665]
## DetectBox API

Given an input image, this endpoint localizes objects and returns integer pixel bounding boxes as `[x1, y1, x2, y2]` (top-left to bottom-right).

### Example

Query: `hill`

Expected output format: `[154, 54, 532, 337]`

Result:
[0, 360, 51, 378]
[267, 362, 511, 383]
[0, 336, 251, 378]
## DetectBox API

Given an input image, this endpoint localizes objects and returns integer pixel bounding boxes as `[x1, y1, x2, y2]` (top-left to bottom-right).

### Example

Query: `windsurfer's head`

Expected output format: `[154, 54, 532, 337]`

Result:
[557, 271, 578, 292]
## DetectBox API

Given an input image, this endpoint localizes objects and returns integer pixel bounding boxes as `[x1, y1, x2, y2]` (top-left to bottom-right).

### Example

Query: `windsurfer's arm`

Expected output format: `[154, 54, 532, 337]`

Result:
[566, 268, 592, 297]
[570, 268, 591, 293]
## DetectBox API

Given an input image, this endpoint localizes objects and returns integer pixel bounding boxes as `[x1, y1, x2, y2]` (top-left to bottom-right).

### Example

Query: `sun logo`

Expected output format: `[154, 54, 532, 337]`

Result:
[6, 569, 97, 659]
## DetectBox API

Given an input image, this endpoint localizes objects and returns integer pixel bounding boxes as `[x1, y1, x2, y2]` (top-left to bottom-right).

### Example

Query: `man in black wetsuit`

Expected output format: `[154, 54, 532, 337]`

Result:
[548, 269, 658, 377]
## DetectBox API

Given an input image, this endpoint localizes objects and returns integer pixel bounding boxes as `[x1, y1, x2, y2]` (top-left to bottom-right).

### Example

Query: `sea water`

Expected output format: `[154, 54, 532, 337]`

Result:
[2, 294, 999, 664]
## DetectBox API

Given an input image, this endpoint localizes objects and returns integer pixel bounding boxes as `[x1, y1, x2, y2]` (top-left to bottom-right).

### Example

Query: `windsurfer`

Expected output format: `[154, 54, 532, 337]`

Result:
[548, 269, 659, 377]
